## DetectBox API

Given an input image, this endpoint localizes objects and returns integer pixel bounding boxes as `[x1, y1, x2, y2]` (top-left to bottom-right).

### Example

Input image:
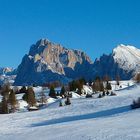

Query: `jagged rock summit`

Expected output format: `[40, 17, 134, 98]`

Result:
[14, 39, 93, 85]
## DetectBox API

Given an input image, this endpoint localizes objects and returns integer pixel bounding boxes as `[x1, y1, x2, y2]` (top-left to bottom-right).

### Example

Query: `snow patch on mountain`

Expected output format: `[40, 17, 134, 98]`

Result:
[113, 44, 140, 73]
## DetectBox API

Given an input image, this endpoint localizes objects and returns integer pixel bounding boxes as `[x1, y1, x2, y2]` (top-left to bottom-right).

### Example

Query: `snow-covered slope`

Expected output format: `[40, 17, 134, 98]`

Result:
[0, 82, 140, 140]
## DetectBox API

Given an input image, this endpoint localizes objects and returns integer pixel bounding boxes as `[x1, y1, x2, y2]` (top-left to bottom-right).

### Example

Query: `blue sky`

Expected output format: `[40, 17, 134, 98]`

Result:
[0, 0, 140, 68]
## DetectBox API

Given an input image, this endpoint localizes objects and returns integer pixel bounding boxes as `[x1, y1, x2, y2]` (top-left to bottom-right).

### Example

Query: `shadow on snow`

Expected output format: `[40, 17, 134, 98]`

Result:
[30, 105, 131, 127]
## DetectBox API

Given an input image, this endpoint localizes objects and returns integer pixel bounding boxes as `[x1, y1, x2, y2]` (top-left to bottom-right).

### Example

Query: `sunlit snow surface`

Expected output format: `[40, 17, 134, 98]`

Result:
[0, 81, 140, 140]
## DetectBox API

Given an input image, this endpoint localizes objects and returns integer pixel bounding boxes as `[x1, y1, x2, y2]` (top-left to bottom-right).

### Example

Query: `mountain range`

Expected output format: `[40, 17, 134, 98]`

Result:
[0, 67, 16, 85]
[1, 39, 140, 85]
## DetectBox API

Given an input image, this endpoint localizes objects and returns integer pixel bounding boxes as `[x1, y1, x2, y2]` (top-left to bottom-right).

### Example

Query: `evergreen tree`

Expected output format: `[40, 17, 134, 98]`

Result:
[68, 78, 85, 94]
[76, 80, 83, 95]
[19, 86, 27, 93]
[98, 94, 102, 98]
[100, 82, 104, 92]
[88, 79, 93, 86]
[92, 76, 104, 92]
[106, 90, 110, 96]
[69, 80, 77, 91]
[1, 83, 11, 97]
[116, 74, 120, 85]
[0, 83, 11, 114]
[22, 92, 28, 102]
[102, 91, 106, 96]
[106, 82, 112, 90]
[27, 87, 36, 107]
[1, 96, 8, 114]
[65, 97, 71, 105]
[60, 86, 66, 97]
[79, 78, 86, 85]
[9, 90, 17, 112]
[94, 76, 101, 91]
[49, 86, 56, 98]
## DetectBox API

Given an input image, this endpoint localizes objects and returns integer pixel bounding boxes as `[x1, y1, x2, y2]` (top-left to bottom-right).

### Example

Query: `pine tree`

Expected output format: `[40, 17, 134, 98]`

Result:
[22, 92, 28, 102]
[20, 86, 27, 93]
[102, 91, 106, 96]
[27, 87, 36, 107]
[49, 86, 56, 98]
[1, 96, 8, 114]
[65, 97, 71, 105]
[60, 86, 66, 98]
[116, 74, 120, 85]
[106, 82, 112, 90]
[100, 82, 104, 92]
[76, 80, 83, 95]
[9, 90, 17, 113]
[98, 94, 102, 98]
[106, 90, 110, 96]
[88, 79, 93, 86]
[94, 76, 101, 91]
[1, 83, 11, 97]
[79, 78, 86, 85]
[92, 76, 104, 92]
[69, 80, 77, 91]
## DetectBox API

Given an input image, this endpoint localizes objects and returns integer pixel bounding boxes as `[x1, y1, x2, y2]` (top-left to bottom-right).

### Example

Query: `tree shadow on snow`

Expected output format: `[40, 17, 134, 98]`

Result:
[30, 105, 131, 127]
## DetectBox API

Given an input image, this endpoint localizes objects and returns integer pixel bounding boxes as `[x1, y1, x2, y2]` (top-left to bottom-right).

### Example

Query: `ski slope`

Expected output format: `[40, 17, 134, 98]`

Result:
[0, 82, 140, 140]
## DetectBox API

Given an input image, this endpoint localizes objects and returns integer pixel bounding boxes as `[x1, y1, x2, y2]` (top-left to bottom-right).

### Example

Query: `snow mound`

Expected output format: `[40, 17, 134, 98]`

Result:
[83, 85, 93, 94]
[70, 92, 81, 98]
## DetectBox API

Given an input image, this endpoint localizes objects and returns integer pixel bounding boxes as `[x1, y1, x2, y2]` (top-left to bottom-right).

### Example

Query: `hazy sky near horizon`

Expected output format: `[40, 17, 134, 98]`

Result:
[0, 0, 140, 68]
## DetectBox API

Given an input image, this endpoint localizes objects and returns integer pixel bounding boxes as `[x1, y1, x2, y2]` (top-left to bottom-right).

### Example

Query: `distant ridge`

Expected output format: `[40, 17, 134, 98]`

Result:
[11, 39, 140, 86]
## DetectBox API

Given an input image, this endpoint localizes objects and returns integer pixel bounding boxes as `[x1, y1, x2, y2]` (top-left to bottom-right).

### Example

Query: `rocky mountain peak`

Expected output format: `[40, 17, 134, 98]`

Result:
[29, 39, 93, 72]
[15, 38, 93, 85]
[36, 38, 51, 46]
[112, 44, 140, 71]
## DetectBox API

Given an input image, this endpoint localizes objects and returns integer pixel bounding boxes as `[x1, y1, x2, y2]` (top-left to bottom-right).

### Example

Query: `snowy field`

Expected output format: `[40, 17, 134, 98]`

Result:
[0, 81, 140, 140]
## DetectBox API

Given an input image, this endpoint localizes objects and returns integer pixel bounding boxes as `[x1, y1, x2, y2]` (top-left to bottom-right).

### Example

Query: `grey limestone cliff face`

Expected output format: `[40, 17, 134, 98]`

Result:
[14, 39, 93, 85]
